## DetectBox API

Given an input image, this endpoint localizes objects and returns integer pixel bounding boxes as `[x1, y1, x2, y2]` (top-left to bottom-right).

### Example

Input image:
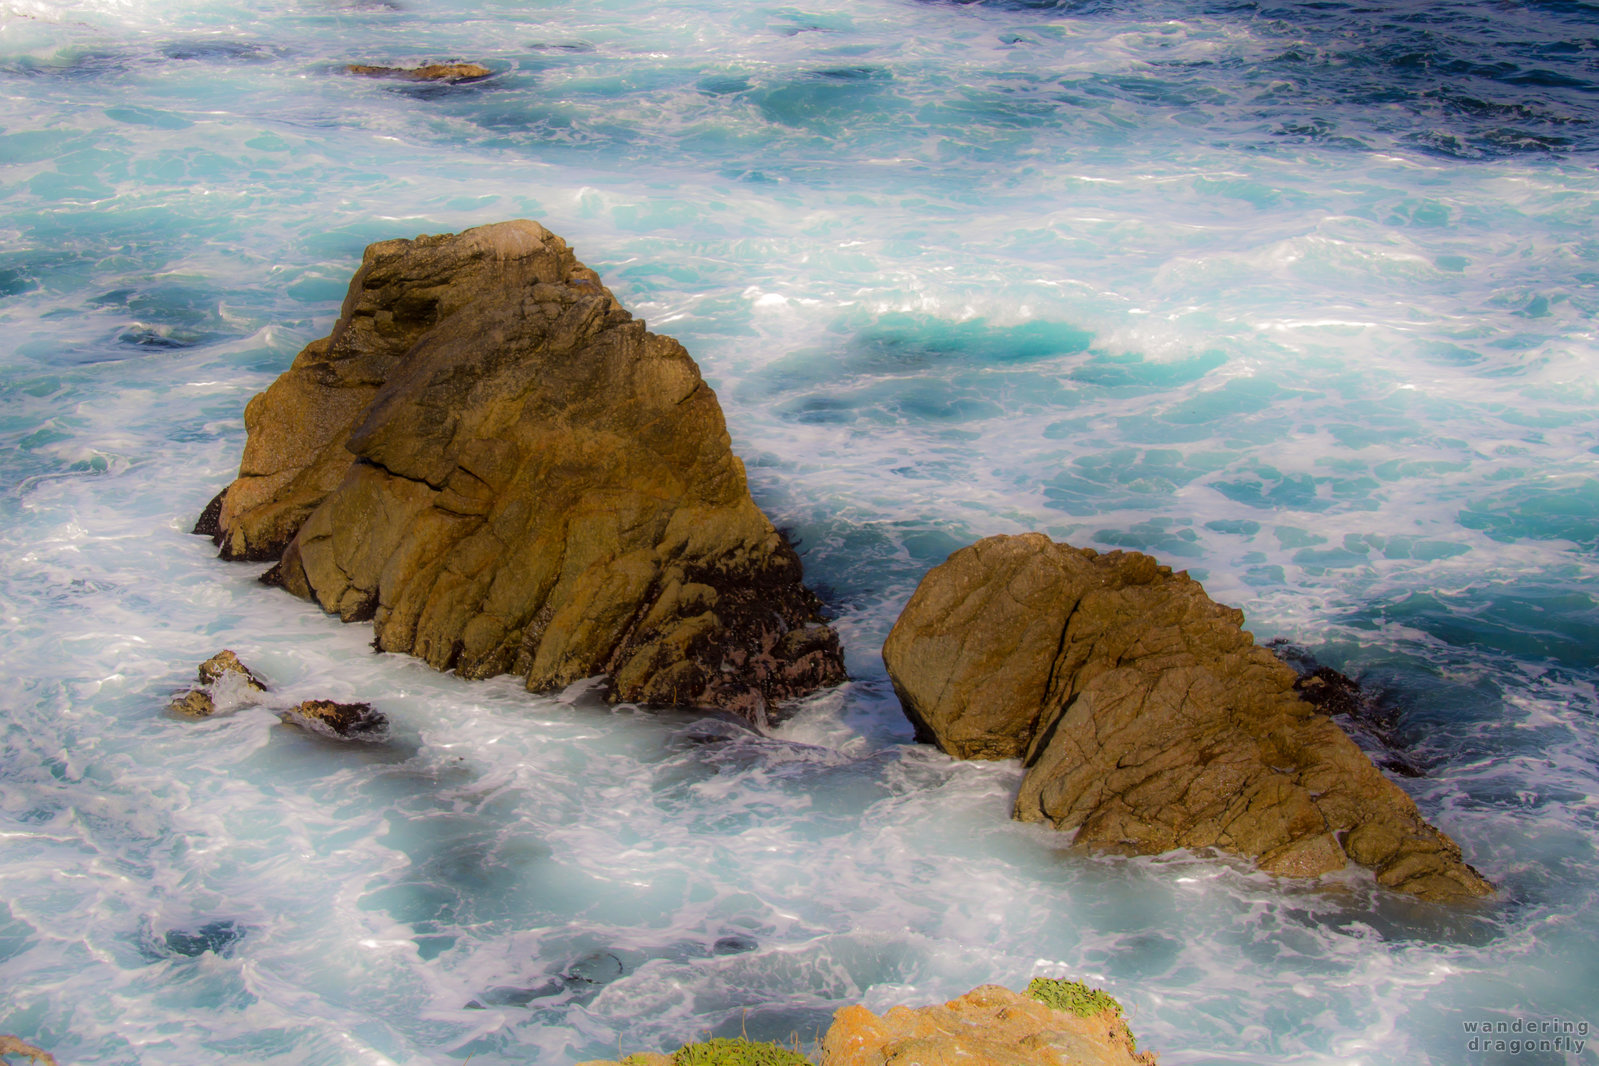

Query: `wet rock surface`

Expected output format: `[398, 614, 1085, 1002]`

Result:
[283, 698, 387, 738]
[166, 652, 387, 738]
[1270, 641, 1427, 778]
[345, 62, 492, 82]
[882, 533, 1492, 903]
[201, 220, 844, 719]
[165, 649, 268, 718]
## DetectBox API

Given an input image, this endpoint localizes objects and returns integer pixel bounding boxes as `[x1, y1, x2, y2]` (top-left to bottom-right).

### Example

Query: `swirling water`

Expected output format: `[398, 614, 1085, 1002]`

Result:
[1, 0, 1597, 1062]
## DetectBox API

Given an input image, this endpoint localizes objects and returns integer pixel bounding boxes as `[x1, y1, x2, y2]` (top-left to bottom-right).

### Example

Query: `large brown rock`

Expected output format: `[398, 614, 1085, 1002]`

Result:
[203, 220, 845, 718]
[882, 533, 1491, 903]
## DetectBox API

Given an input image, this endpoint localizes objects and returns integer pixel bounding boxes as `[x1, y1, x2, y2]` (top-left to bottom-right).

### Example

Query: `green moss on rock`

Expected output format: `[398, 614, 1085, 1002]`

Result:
[672, 1037, 810, 1066]
[1025, 977, 1122, 1019]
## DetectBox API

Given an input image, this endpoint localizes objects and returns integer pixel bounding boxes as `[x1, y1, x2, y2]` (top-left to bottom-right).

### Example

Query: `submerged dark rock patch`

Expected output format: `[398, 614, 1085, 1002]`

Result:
[1271, 641, 1427, 778]
[163, 920, 245, 958]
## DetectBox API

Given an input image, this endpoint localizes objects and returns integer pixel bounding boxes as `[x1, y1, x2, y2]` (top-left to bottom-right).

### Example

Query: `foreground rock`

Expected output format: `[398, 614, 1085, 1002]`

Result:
[824, 983, 1153, 1066]
[580, 979, 1151, 1066]
[345, 62, 492, 82]
[198, 221, 845, 719]
[882, 533, 1491, 903]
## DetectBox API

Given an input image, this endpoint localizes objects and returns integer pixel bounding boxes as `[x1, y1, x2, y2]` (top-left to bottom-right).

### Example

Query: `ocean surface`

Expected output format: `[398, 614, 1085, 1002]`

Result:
[1, 0, 1597, 1062]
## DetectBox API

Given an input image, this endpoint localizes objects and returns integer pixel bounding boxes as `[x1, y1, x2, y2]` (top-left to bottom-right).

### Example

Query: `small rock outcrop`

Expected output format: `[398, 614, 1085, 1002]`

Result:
[199, 221, 845, 719]
[285, 699, 386, 738]
[345, 62, 492, 82]
[166, 649, 268, 718]
[824, 983, 1153, 1066]
[882, 533, 1491, 904]
[166, 652, 389, 737]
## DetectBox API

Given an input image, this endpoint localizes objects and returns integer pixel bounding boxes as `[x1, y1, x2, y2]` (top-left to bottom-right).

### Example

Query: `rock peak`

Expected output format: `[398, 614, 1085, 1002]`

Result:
[203, 221, 845, 717]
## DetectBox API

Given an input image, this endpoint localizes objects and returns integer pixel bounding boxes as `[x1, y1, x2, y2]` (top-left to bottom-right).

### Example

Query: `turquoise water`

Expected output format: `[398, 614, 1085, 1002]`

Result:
[1, 0, 1596, 1062]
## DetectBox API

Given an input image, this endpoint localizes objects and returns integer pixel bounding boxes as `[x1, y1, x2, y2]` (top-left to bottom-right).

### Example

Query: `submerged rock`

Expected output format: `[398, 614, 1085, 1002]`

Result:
[163, 920, 246, 958]
[578, 1042, 798, 1066]
[1270, 641, 1426, 778]
[200, 220, 845, 719]
[882, 533, 1491, 904]
[345, 62, 492, 82]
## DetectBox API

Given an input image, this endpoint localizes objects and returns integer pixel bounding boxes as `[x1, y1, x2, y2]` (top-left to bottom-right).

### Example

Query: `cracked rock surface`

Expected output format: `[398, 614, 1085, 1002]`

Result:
[882, 533, 1491, 903]
[200, 220, 844, 718]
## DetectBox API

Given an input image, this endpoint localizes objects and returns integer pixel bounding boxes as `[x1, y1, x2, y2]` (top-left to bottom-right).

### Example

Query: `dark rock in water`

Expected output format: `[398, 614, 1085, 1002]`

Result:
[712, 934, 758, 955]
[465, 952, 624, 1011]
[168, 652, 388, 740]
[283, 699, 386, 738]
[166, 649, 268, 718]
[882, 533, 1492, 904]
[1270, 641, 1427, 778]
[191, 488, 225, 538]
[164, 920, 245, 957]
[465, 979, 566, 1009]
[202, 220, 845, 720]
[562, 950, 624, 986]
[167, 689, 218, 718]
[345, 62, 491, 83]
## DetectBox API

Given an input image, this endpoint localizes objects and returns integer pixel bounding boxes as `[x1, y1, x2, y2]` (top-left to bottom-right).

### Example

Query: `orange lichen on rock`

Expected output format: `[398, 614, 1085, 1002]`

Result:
[0, 1035, 56, 1066]
[821, 984, 1155, 1066]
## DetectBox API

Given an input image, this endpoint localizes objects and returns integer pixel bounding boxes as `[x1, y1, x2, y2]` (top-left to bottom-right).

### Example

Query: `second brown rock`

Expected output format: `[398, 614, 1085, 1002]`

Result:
[882, 533, 1491, 904]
